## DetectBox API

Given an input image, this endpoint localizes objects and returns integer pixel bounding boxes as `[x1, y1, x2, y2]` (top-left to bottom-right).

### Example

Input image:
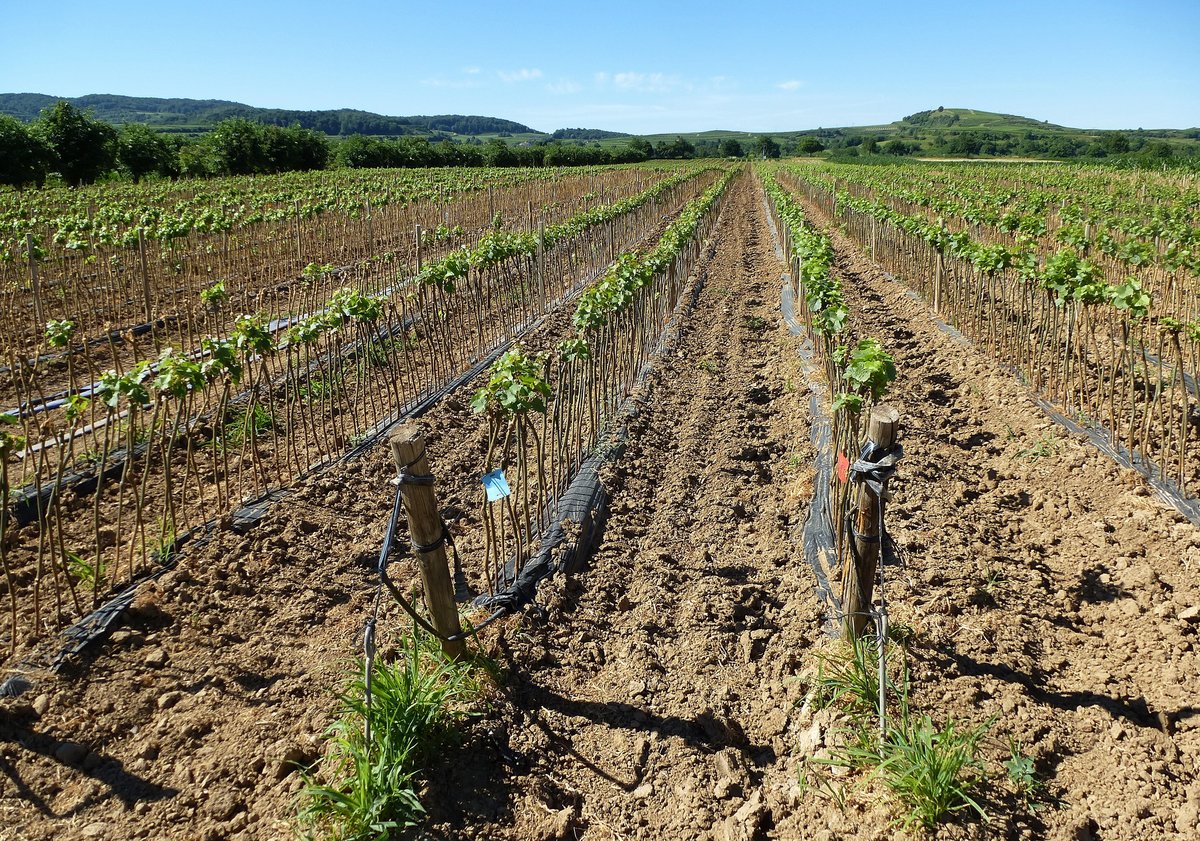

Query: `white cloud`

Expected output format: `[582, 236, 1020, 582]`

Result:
[777, 80, 804, 91]
[546, 79, 582, 95]
[420, 77, 483, 89]
[498, 68, 543, 83]
[462, 66, 481, 75]
[611, 71, 679, 93]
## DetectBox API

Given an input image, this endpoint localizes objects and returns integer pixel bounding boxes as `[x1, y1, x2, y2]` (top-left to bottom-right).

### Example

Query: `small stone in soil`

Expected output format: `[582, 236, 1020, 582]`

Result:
[143, 647, 169, 668]
[54, 741, 88, 765]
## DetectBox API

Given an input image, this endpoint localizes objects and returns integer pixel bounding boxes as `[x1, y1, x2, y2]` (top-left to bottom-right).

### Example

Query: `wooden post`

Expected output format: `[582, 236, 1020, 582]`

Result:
[841, 406, 900, 641]
[390, 425, 465, 658]
[870, 216, 878, 261]
[293, 200, 303, 265]
[488, 186, 495, 222]
[537, 220, 546, 310]
[415, 224, 423, 273]
[527, 200, 533, 233]
[934, 249, 944, 313]
[137, 228, 153, 322]
[27, 234, 45, 328]
[365, 196, 374, 251]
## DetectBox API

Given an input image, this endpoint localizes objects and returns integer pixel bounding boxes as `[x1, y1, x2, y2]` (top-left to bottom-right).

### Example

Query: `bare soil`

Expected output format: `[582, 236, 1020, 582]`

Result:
[2, 174, 1198, 841]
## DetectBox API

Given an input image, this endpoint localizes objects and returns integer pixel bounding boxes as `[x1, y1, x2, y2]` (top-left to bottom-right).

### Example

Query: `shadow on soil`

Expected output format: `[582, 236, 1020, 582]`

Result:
[0, 719, 178, 819]
[941, 650, 1178, 734]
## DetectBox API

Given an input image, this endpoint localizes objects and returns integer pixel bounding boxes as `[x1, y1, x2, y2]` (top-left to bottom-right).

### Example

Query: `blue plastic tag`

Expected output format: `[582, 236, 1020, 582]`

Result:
[482, 469, 511, 502]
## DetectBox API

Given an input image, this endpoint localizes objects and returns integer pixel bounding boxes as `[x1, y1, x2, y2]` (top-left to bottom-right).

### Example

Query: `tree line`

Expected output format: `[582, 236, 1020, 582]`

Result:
[0, 102, 809, 189]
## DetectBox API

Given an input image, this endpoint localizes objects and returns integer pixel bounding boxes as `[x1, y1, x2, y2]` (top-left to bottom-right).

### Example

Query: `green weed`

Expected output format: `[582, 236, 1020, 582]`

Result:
[1016, 435, 1057, 460]
[66, 549, 105, 588]
[214, 404, 275, 450]
[1003, 738, 1043, 809]
[870, 711, 992, 832]
[808, 635, 890, 717]
[742, 314, 769, 332]
[298, 630, 485, 840]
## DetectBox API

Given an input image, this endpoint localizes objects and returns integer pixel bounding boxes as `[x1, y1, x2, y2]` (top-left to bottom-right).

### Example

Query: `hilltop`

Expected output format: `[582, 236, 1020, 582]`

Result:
[0, 92, 542, 139]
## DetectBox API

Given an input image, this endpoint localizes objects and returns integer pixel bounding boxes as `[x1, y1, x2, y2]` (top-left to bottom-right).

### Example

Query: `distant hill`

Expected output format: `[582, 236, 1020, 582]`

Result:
[898, 107, 1065, 131]
[0, 93, 542, 137]
[550, 128, 631, 140]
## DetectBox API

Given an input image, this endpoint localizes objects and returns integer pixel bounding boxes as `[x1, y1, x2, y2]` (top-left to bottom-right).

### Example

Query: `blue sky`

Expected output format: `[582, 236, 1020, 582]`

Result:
[3, 0, 1197, 133]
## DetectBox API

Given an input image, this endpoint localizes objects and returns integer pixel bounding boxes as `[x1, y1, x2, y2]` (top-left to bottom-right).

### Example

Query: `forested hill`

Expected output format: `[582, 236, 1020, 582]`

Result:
[0, 93, 540, 136]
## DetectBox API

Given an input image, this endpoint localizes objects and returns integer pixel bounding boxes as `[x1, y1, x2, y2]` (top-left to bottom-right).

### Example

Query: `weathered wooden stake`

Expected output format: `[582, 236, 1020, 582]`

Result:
[293, 200, 303, 265]
[934, 250, 944, 313]
[390, 425, 465, 658]
[27, 234, 45, 327]
[841, 405, 900, 641]
[137, 228, 153, 322]
[415, 224, 423, 273]
[365, 197, 374, 250]
[537, 220, 546, 309]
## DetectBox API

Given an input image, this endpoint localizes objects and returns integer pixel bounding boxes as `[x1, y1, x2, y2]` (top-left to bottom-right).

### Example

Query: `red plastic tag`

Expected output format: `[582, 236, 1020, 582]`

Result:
[836, 451, 850, 484]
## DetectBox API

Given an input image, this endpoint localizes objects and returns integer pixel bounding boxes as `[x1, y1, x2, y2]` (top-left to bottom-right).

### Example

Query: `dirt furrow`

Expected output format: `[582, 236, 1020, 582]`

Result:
[433, 174, 823, 840]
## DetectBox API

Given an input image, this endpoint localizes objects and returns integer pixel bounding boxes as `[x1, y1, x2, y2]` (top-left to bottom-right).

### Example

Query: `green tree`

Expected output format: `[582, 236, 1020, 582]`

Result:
[1101, 131, 1131, 154]
[658, 137, 696, 159]
[117, 123, 178, 181]
[177, 137, 220, 177]
[756, 135, 781, 159]
[719, 138, 744, 158]
[883, 138, 913, 155]
[33, 101, 117, 185]
[796, 136, 825, 154]
[205, 118, 267, 175]
[482, 137, 517, 167]
[860, 136, 879, 154]
[0, 115, 50, 187]
[263, 124, 329, 172]
[626, 137, 655, 160]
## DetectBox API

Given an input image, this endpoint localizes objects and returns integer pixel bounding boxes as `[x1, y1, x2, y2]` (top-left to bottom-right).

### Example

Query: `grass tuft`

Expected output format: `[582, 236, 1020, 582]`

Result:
[298, 630, 485, 841]
[802, 636, 996, 832]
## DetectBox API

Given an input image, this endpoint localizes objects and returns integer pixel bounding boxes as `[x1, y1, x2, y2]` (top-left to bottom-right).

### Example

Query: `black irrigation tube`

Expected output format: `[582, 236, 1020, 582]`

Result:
[761, 189, 841, 636]
[0, 315, 180, 380]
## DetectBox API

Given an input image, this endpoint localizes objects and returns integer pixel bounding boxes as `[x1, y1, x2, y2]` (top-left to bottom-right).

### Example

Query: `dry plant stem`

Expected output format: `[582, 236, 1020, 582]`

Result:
[91, 418, 114, 606]
[51, 427, 83, 616]
[1, 462, 14, 656]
